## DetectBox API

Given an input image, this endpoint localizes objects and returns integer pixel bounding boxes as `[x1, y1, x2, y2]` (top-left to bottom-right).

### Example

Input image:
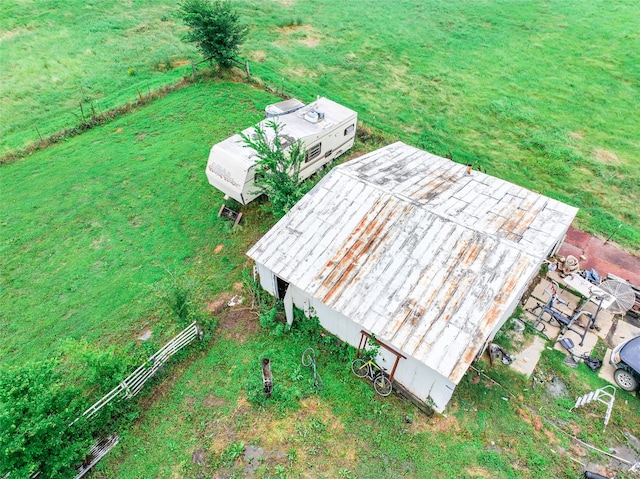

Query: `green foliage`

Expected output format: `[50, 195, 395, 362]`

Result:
[363, 334, 382, 361]
[0, 359, 92, 478]
[240, 120, 308, 218]
[178, 0, 248, 69]
[60, 340, 131, 394]
[259, 306, 287, 337]
[217, 441, 245, 468]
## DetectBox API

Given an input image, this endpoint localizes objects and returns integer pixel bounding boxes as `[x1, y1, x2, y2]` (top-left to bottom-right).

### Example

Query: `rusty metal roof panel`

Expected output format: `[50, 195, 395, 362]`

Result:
[247, 142, 578, 383]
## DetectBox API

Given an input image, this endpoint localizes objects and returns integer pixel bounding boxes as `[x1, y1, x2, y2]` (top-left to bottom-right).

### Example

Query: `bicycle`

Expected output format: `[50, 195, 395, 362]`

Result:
[302, 347, 324, 391]
[351, 357, 392, 396]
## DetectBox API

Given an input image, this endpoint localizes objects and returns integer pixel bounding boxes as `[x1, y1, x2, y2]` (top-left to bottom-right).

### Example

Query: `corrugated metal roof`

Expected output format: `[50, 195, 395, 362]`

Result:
[247, 142, 578, 384]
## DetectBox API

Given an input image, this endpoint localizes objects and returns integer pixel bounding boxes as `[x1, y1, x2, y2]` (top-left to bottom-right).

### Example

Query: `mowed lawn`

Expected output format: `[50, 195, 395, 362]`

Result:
[0, 81, 278, 365]
[2, 0, 639, 249]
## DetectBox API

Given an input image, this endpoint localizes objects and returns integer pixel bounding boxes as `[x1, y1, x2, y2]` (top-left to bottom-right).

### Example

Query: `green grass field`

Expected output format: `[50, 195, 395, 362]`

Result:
[0, 81, 278, 365]
[2, 1, 640, 477]
[2, 80, 639, 478]
[0, 0, 194, 155]
[92, 309, 640, 479]
[2, 0, 639, 249]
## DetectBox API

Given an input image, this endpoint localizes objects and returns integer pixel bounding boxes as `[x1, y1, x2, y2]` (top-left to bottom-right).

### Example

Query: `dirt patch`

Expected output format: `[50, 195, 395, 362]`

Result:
[171, 58, 191, 68]
[300, 37, 320, 47]
[217, 307, 258, 343]
[284, 66, 313, 78]
[244, 445, 287, 476]
[569, 131, 584, 140]
[545, 376, 569, 398]
[249, 50, 267, 63]
[214, 244, 224, 253]
[184, 394, 196, 411]
[192, 448, 206, 466]
[571, 443, 587, 457]
[594, 148, 620, 164]
[465, 466, 494, 478]
[544, 428, 560, 444]
[409, 410, 459, 434]
[274, 25, 321, 48]
[207, 293, 232, 315]
[275, 24, 314, 35]
[203, 394, 227, 408]
[0, 28, 25, 40]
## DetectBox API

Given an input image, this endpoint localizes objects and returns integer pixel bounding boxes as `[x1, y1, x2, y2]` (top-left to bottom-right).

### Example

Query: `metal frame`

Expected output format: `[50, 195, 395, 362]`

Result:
[356, 330, 406, 382]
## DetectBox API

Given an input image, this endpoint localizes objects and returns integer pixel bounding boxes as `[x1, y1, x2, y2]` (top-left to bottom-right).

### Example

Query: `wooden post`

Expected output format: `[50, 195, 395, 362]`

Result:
[191, 60, 196, 80]
[34, 123, 43, 142]
[487, 341, 494, 367]
[244, 59, 250, 80]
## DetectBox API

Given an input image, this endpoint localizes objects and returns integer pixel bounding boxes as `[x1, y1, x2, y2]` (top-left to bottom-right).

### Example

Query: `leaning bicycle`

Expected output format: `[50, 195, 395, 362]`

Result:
[351, 357, 392, 396]
[302, 347, 324, 391]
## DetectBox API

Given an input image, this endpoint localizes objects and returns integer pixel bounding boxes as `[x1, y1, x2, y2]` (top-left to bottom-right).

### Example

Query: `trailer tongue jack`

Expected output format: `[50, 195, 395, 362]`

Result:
[218, 203, 243, 226]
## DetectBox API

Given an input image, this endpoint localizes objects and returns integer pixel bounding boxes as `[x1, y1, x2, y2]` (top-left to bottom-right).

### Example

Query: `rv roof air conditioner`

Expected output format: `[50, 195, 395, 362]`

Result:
[304, 110, 325, 123]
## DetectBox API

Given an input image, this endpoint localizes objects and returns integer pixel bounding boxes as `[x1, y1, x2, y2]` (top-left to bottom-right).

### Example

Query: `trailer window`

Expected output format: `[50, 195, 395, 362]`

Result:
[344, 124, 355, 136]
[306, 143, 322, 163]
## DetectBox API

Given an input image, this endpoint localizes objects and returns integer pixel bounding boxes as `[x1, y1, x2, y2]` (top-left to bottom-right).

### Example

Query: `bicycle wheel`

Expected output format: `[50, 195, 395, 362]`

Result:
[373, 374, 392, 396]
[351, 358, 369, 378]
[302, 348, 315, 367]
[314, 373, 324, 391]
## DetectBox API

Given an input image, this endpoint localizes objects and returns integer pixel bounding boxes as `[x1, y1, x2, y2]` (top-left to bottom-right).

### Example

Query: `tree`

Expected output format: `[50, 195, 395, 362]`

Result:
[240, 120, 308, 218]
[178, 0, 248, 69]
[0, 347, 132, 478]
[0, 359, 92, 478]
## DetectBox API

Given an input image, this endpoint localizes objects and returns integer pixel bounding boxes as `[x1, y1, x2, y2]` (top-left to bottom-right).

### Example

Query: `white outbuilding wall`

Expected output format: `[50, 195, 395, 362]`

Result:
[256, 263, 457, 411]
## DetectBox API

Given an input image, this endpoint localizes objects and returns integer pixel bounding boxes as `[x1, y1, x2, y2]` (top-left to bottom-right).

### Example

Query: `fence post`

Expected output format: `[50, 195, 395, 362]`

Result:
[245, 59, 250, 80]
[191, 60, 196, 80]
[35, 123, 43, 142]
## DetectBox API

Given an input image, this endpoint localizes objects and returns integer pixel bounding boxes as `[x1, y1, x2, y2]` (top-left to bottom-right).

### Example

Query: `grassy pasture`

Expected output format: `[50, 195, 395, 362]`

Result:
[2, 0, 639, 248]
[0, 81, 278, 365]
[0, 0, 194, 155]
[93, 310, 640, 479]
[236, 0, 640, 249]
[1, 46, 639, 479]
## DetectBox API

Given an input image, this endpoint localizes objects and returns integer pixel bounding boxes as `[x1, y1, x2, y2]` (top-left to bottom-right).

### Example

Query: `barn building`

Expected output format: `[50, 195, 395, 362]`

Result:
[247, 142, 578, 411]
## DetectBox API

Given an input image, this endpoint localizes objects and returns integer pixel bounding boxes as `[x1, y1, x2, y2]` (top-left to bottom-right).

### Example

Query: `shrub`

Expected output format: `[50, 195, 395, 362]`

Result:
[240, 120, 308, 219]
[178, 0, 248, 69]
[0, 360, 92, 478]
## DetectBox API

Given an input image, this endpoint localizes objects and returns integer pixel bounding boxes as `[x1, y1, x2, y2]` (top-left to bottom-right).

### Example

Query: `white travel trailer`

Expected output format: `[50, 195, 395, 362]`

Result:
[205, 97, 358, 205]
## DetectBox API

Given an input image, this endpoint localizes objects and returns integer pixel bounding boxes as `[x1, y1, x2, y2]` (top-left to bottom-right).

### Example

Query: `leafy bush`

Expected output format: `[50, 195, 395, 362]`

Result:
[240, 120, 309, 219]
[178, 0, 248, 69]
[0, 359, 92, 478]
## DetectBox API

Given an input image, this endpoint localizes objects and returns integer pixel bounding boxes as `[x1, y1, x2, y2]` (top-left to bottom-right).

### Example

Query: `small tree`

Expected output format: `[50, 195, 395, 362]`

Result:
[240, 120, 307, 218]
[178, 0, 248, 69]
[0, 360, 92, 478]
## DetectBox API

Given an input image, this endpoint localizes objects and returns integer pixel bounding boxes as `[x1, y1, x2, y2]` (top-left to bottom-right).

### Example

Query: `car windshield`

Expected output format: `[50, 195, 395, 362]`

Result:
[620, 336, 640, 372]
